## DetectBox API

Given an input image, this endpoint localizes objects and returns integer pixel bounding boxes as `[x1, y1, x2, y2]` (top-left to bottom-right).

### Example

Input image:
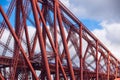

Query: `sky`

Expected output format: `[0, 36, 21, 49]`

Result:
[0, 0, 10, 11]
[0, 0, 120, 60]
[60, 0, 120, 60]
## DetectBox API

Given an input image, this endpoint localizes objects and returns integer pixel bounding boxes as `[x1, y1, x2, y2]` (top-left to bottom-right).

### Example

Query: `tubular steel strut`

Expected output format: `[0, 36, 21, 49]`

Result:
[0, 0, 120, 80]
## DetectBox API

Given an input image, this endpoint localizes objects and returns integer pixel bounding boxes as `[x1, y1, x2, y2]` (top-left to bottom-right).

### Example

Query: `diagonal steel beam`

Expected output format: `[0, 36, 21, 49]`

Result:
[0, 6, 38, 80]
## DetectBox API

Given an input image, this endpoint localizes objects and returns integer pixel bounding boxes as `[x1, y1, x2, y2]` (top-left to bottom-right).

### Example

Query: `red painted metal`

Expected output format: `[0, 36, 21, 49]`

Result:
[0, 0, 120, 80]
[0, 73, 4, 80]
[79, 24, 83, 80]
[30, 0, 51, 79]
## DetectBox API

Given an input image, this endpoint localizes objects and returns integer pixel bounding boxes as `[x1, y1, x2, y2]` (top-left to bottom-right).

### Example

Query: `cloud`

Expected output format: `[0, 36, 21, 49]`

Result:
[92, 21, 120, 59]
[60, 0, 120, 23]
[0, 26, 38, 56]
[60, 0, 70, 7]
[60, 0, 120, 60]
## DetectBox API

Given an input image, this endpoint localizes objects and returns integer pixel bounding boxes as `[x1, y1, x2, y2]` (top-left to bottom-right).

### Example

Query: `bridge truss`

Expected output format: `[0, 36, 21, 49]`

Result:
[0, 0, 120, 80]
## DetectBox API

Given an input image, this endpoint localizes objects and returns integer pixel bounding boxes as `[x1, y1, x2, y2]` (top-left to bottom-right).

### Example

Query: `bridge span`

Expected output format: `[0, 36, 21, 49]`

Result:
[0, 0, 120, 80]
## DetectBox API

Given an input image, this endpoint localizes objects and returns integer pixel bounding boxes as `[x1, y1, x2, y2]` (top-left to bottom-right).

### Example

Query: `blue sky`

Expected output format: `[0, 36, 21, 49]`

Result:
[0, 0, 10, 22]
[0, 0, 9, 11]
[0, 0, 103, 30]
[81, 19, 102, 30]
[60, 0, 120, 60]
[0, 0, 8, 5]
[0, 0, 15, 26]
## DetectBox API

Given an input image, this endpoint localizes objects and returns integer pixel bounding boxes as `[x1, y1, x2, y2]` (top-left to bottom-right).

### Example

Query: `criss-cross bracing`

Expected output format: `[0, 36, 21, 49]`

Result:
[0, 0, 120, 80]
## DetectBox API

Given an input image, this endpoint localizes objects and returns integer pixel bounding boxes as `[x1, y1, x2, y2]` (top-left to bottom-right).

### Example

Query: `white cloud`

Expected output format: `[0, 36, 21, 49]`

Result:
[60, 0, 70, 7]
[60, 0, 120, 22]
[60, 0, 120, 60]
[101, 22, 120, 44]
[0, 26, 38, 56]
[92, 22, 120, 60]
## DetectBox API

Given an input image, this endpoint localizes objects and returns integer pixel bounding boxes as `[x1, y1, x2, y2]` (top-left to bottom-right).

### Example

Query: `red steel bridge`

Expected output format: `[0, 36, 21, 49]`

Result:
[0, 0, 120, 80]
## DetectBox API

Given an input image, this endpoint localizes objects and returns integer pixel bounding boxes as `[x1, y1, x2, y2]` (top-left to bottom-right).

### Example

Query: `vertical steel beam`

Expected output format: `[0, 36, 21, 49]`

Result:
[0, 6, 39, 80]
[30, 0, 52, 80]
[54, 0, 59, 80]
[79, 24, 83, 80]
[107, 52, 110, 80]
[41, 5, 47, 47]
[96, 41, 98, 80]
[11, 0, 21, 79]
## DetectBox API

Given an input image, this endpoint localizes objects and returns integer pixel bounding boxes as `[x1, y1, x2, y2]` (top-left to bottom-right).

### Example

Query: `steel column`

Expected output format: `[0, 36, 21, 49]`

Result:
[11, 0, 21, 79]
[0, 0, 120, 80]
[107, 52, 110, 80]
[0, 6, 38, 80]
[30, 0, 52, 80]
[96, 41, 98, 80]
[54, 0, 59, 80]
[79, 24, 83, 80]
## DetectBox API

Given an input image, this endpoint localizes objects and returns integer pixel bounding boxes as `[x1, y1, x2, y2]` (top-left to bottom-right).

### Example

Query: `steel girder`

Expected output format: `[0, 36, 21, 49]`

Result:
[0, 0, 120, 80]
